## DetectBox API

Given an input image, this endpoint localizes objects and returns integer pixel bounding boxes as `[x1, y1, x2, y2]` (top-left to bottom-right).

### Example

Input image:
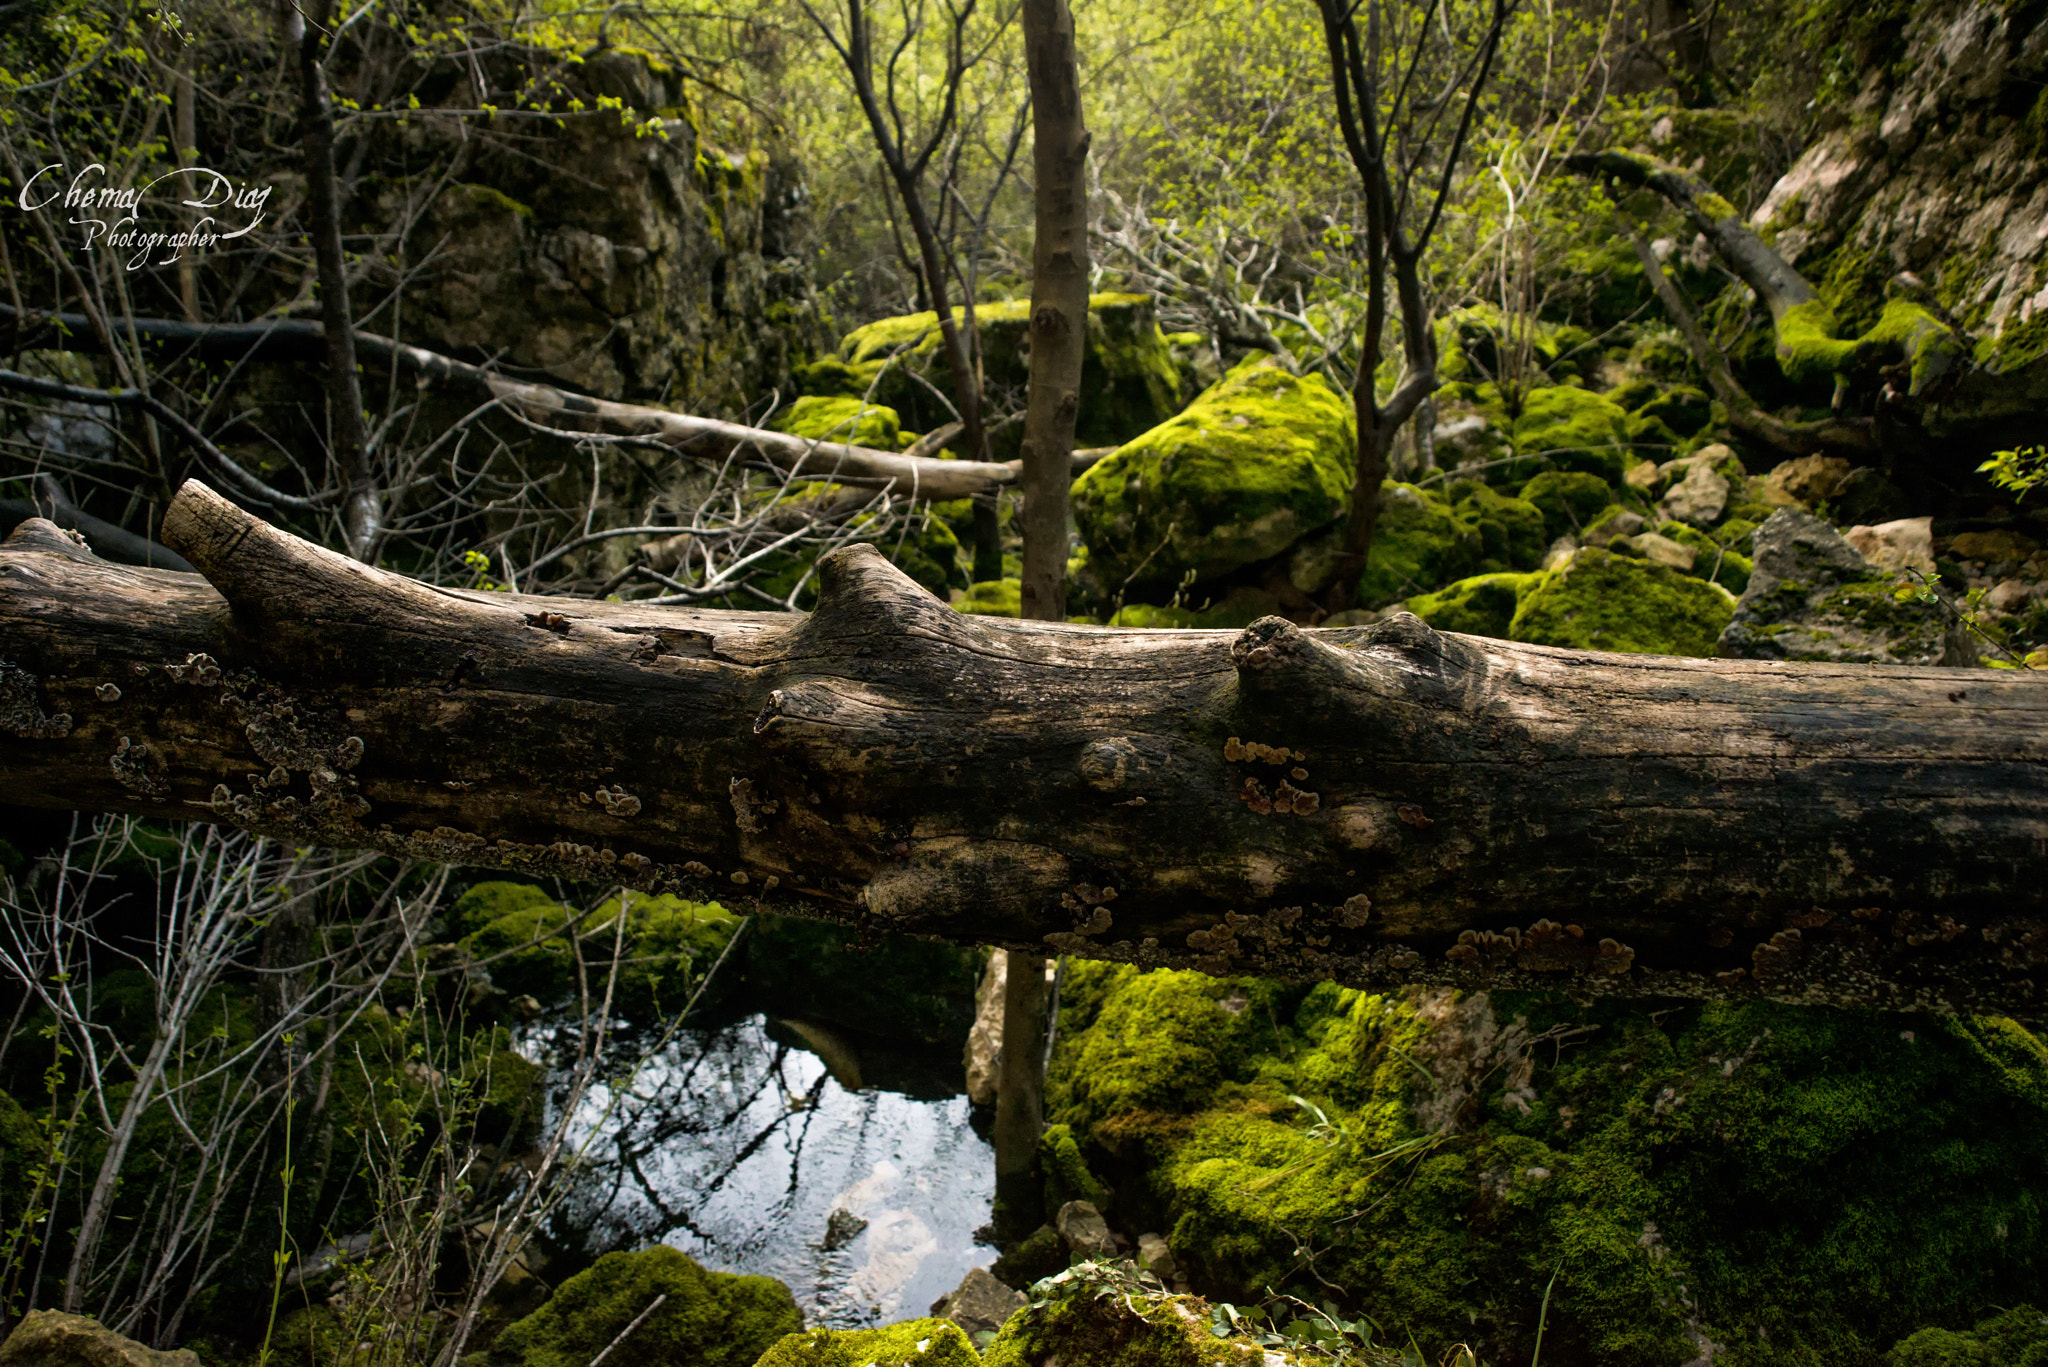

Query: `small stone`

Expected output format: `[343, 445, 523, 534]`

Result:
[1763, 453, 1852, 508]
[1844, 517, 1935, 574]
[1621, 531, 1698, 572]
[1136, 1232, 1177, 1280]
[1658, 461, 1730, 526]
[929, 1266, 1025, 1337]
[1055, 1200, 1117, 1259]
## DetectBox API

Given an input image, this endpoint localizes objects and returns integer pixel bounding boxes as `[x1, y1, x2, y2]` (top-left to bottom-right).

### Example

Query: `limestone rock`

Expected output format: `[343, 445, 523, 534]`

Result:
[1844, 517, 1937, 574]
[929, 1266, 1027, 1337]
[1764, 455, 1852, 508]
[1136, 1233, 1178, 1281]
[1072, 356, 1354, 594]
[0, 1312, 201, 1367]
[1583, 509, 1648, 547]
[1055, 1200, 1117, 1259]
[1658, 460, 1730, 526]
[963, 952, 1004, 1107]
[1718, 509, 1976, 665]
[1618, 531, 1699, 572]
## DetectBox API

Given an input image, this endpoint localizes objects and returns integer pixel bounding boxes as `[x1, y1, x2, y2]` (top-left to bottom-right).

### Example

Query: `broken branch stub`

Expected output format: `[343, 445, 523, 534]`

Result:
[2, 481, 2045, 1021]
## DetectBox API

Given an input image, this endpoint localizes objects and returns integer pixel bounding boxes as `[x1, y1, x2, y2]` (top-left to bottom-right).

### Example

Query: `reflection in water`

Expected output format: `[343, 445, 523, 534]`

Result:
[526, 1013, 995, 1328]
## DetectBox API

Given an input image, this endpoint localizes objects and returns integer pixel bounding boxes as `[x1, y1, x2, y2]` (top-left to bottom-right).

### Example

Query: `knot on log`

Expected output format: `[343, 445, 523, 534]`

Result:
[1359, 610, 1442, 654]
[1231, 616, 1311, 673]
[807, 543, 956, 638]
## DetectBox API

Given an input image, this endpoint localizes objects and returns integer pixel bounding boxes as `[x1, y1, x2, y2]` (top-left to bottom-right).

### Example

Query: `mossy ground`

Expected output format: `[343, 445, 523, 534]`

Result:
[1405, 571, 1546, 638]
[771, 395, 911, 450]
[754, 1318, 982, 1367]
[469, 1246, 799, 1367]
[1072, 357, 1354, 595]
[1042, 962, 2048, 1367]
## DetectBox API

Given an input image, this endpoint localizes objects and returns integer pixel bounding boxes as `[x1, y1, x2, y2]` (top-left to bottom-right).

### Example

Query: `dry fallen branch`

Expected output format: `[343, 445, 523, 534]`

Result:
[1, 482, 2045, 1021]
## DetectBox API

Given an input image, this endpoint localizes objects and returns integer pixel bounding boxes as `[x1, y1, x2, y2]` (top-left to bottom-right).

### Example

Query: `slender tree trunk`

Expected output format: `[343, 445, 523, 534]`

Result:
[993, 0, 1095, 1233]
[4, 486, 2046, 1024]
[295, 0, 378, 561]
[173, 51, 200, 323]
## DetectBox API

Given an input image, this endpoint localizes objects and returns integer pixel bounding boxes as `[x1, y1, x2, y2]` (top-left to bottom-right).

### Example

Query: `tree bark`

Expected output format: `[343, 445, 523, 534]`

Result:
[3, 483, 2046, 1022]
[295, 0, 378, 561]
[994, 0, 1094, 1225]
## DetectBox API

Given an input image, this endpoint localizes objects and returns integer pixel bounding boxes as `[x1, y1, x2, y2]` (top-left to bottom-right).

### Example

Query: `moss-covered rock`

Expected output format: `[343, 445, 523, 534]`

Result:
[980, 1262, 1360, 1367]
[470, 1246, 798, 1367]
[1629, 384, 1712, 438]
[1041, 970, 2048, 1367]
[1510, 386, 1631, 482]
[1072, 357, 1355, 594]
[769, 395, 910, 450]
[1509, 547, 1736, 656]
[1718, 509, 1973, 664]
[807, 294, 1183, 453]
[1404, 572, 1545, 639]
[1352, 483, 1483, 606]
[1650, 520, 1753, 595]
[1041, 1123, 1110, 1215]
[453, 882, 739, 1018]
[1450, 482, 1548, 573]
[752, 1318, 982, 1367]
[1887, 1306, 2048, 1367]
[1518, 470, 1618, 542]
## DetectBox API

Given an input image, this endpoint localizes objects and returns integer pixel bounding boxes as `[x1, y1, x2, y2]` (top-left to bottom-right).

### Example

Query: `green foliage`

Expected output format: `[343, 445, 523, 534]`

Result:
[1980, 445, 2048, 498]
[468, 1246, 799, 1367]
[956, 579, 1023, 617]
[1509, 547, 1736, 655]
[1887, 1307, 2048, 1367]
[1072, 357, 1355, 595]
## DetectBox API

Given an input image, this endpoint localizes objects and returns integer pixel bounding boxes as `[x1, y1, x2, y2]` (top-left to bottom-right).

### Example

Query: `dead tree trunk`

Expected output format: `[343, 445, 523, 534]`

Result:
[3, 483, 2045, 1022]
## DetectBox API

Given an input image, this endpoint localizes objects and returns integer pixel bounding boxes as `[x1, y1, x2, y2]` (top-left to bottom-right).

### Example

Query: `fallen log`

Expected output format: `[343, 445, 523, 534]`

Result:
[3, 482, 2045, 1020]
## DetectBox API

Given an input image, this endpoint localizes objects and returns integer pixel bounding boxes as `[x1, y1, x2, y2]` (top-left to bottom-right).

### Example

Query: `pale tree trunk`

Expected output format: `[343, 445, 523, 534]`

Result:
[2, 485, 2045, 1025]
[994, 0, 1095, 1234]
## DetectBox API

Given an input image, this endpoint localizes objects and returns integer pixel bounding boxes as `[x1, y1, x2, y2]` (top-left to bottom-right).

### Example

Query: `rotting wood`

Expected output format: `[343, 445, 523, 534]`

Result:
[2, 482, 2045, 1021]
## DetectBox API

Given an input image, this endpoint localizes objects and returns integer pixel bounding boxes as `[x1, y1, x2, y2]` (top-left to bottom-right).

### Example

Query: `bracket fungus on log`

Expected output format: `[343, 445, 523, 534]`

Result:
[2, 481, 2045, 1020]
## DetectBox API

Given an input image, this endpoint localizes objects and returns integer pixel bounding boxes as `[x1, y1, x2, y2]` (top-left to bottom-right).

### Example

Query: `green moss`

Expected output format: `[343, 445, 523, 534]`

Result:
[1353, 483, 1482, 606]
[1072, 356, 1354, 594]
[770, 395, 907, 450]
[1404, 572, 1544, 639]
[1047, 969, 1288, 1163]
[1776, 299, 1861, 385]
[455, 882, 737, 1017]
[956, 579, 1021, 617]
[754, 1319, 982, 1367]
[1509, 547, 1736, 655]
[470, 1246, 798, 1367]
[1980, 311, 2048, 373]
[1863, 298, 1965, 396]
[1510, 386, 1632, 482]
[1042, 1123, 1110, 1213]
[1630, 385, 1712, 437]
[1517, 470, 1616, 541]
[450, 182, 534, 221]
[1653, 520, 1754, 594]
[1451, 482, 1548, 572]
[1045, 977, 2048, 1367]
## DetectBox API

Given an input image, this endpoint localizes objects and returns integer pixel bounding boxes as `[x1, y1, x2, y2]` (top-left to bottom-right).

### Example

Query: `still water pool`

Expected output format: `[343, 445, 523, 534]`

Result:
[524, 1012, 996, 1328]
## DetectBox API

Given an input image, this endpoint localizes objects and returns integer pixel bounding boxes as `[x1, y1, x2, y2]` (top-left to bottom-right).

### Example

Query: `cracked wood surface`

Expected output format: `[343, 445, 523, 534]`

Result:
[2, 482, 2045, 1020]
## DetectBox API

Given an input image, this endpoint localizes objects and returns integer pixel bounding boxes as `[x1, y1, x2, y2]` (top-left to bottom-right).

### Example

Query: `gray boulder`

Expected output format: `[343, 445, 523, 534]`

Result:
[1717, 510, 1977, 665]
[1055, 1200, 1118, 1259]
[0, 1311, 202, 1366]
[930, 1265, 1027, 1337]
